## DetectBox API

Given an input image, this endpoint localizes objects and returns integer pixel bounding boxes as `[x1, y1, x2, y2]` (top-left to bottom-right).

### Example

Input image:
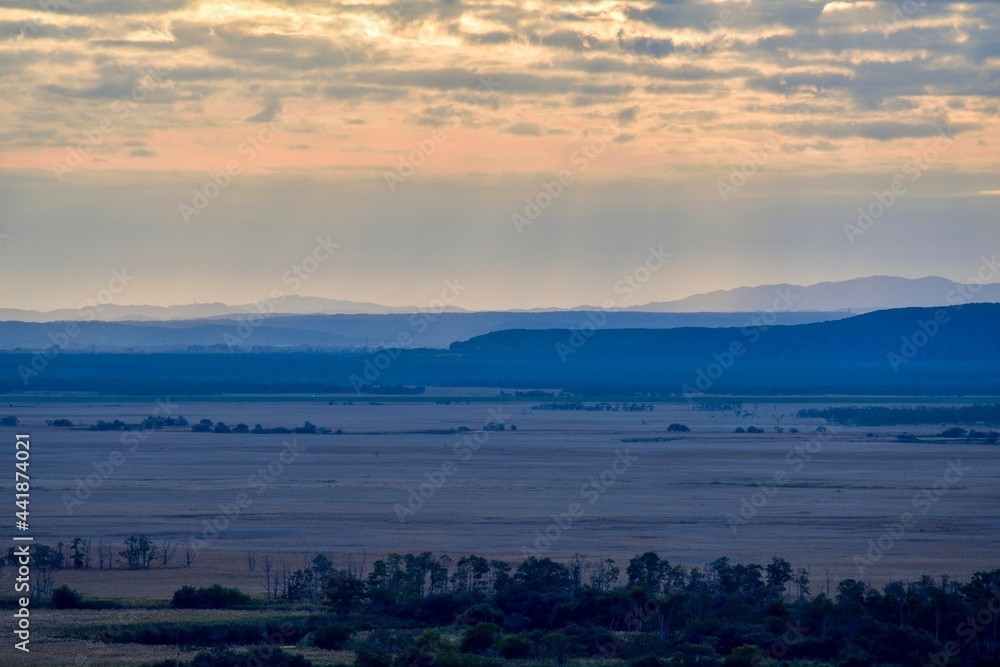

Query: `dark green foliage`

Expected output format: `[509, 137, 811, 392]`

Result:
[494, 634, 532, 658]
[172, 584, 251, 609]
[798, 404, 1000, 426]
[192, 646, 311, 667]
[325, 569, 368, 618]
[66, 616, 323, 646]
[459, 622, 499, 653]
[431, 652, 503, 667]
[722, 644, 763, 667]
[50, 585, 82, 609]
[90, 415, 187, 431]
[356, 644, 394, 667]
[1, 416, 19, 426]
[667, 423, 690, 432]
[51, 549, 1000, 667]
[458, 603, 504, 626]
[313, 622, 352, 649]
[630, 656, 666, 667]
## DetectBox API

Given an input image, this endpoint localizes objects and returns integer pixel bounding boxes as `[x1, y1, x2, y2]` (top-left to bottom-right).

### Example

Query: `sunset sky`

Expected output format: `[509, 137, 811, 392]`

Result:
[0, 0, 997, 311]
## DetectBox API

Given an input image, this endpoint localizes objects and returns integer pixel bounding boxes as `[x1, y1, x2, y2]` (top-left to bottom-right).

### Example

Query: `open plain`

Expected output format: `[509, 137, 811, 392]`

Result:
[1, 396, 997, 601]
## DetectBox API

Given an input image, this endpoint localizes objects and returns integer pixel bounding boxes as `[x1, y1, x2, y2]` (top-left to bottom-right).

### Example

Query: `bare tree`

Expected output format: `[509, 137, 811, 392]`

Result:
[183, 542, 196, 569]
[278, 562, 291, 599]
[97, 541, 114, 570]
[262, 556, 273, 600]
[247, 551, 256, 572]
[159, 540, 176, 567]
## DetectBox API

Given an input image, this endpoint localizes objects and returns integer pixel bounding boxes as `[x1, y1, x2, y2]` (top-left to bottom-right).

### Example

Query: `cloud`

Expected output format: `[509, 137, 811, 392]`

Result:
[782, 120, 982, 141]
[246, 102, 283, 123]
[504, 122, 541, 135]
[2, 0, 196, 14]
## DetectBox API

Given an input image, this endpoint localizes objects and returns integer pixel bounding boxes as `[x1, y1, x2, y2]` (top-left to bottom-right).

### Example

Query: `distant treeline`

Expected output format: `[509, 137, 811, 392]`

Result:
[1, 304, 999, 396]
[531, 403, 655, 412]
[34, 550, 1000, 667]
[798, 404, 1000, 426]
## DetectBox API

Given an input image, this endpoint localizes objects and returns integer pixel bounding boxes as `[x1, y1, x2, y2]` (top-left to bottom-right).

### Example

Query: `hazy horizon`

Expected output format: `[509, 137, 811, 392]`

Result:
[1, 0, 998, 311]
[1, 272, 999, 313]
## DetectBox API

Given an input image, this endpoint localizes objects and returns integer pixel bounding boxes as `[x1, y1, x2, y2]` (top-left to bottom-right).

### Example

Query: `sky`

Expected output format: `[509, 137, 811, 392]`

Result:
[0, 0, 997, 311]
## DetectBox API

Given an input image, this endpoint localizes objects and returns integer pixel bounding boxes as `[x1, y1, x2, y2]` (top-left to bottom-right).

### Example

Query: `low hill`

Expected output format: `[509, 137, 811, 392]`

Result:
[0, 304, 996, 396]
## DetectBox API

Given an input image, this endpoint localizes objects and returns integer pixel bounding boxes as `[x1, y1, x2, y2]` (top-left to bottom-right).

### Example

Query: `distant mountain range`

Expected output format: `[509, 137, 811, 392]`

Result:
[0, 295, 465, 323]
[2, 276, 997, 322]
[2, 304, 997, 395]
[625, 276, 1000, 313]
[0, 311, 852, 352]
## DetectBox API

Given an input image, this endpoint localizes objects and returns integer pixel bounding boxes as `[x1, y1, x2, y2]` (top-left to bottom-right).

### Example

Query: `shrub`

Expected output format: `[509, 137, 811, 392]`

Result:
[313, 622, 352, 649]
[356, 644, 393, 667]
[667, 423, 691, 432]
[495, 634, 532, 659]
[51, 585, 82, 609]
[193, 647, 311, 667]
[171, 584, 251, 609]
[460, 623, 500, 654]
[722, 645, 764, 667]
[434, 653, 503, 667]
[460, 603, 505, 626]
[630, 657, 666, 667]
